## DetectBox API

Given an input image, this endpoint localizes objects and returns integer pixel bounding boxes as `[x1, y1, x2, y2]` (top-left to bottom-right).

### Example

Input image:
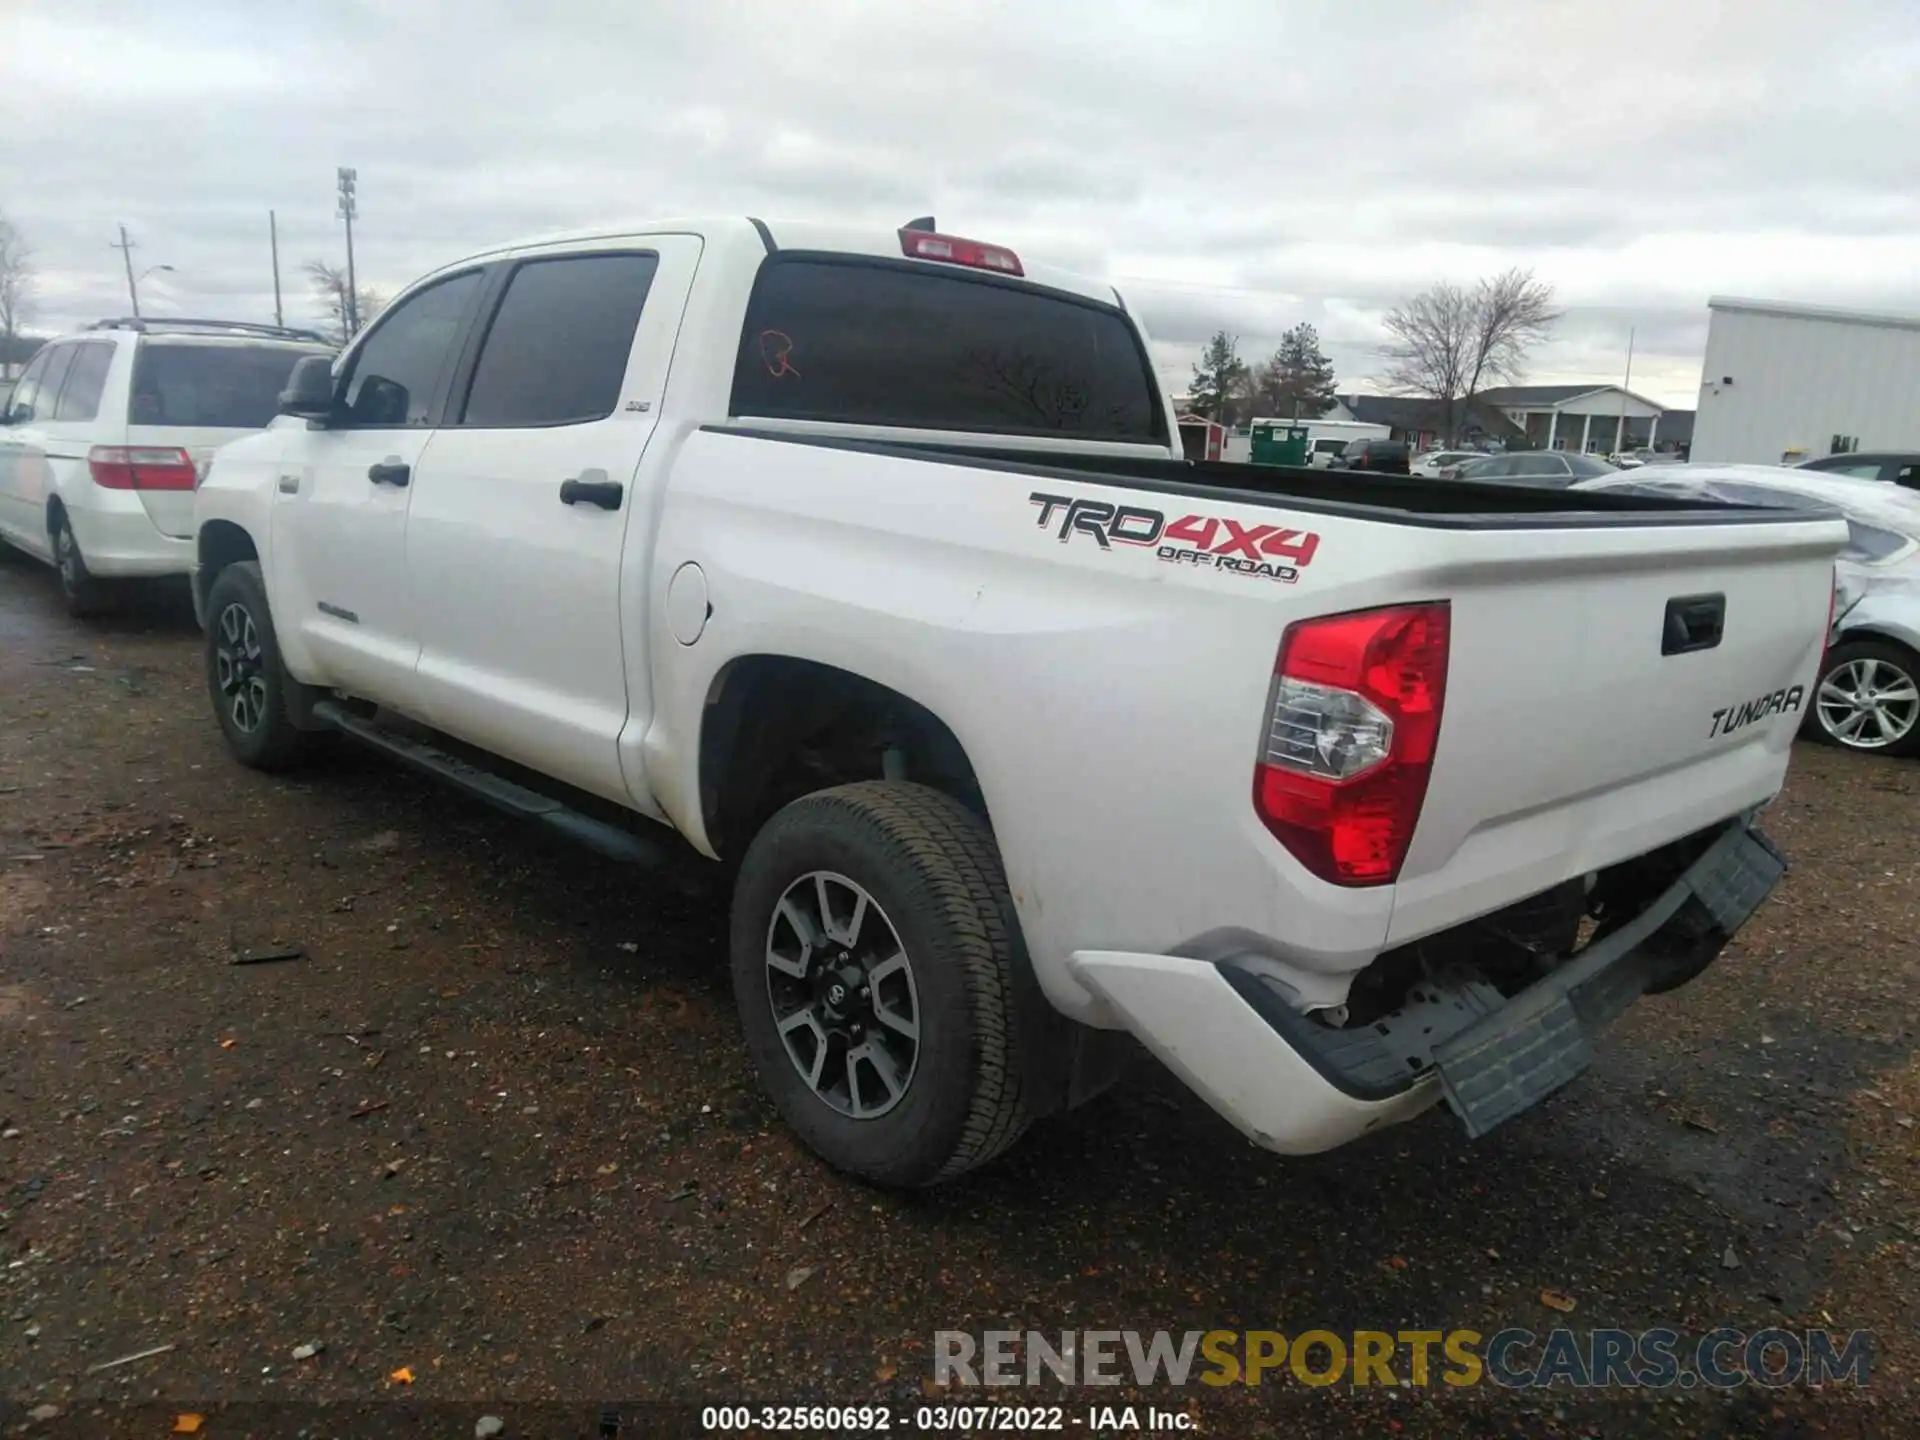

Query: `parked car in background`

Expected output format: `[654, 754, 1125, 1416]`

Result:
[0, 318, 333, 615]
[1411, 449, 1481, 479]
[1796, 452, 1920, 491]
[1608, 447, 1677, 469]
[1576, 464, 1920, 758]
[1327, 437, 1410, 474]
[1454, 450, 1618, 487]
[1306, 436, 1349, 469]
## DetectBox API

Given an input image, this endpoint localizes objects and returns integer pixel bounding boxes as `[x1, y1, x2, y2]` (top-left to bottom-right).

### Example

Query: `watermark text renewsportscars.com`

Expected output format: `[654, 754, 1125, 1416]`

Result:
[934, 1327, 1872, 1390]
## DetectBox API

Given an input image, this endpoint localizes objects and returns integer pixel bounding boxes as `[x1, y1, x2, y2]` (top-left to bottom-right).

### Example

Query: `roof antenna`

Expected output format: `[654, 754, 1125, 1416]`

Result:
[903, 216, 937, 232]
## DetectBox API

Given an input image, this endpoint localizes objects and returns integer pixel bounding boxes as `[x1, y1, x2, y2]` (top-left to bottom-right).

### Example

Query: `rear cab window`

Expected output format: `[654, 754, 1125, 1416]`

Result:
[131, 341, 332, 429]
[729, 256, 1166, 444]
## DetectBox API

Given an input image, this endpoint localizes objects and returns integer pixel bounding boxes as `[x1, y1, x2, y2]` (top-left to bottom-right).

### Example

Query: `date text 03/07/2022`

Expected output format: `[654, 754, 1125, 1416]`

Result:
[699, 1403, 1195, 1432]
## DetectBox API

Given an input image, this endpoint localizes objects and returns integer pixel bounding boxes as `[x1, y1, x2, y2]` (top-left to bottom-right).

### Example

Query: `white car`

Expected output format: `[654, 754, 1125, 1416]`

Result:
[0, 318, 331, 614]
[192, 216, 1842, 1187]
[1577, 464, 1920, 758]
[1411, 449, 1482, 479]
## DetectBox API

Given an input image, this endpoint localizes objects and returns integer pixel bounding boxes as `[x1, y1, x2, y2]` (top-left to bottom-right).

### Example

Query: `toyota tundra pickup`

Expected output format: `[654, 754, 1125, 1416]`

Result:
[190, 216, 1845, 1187]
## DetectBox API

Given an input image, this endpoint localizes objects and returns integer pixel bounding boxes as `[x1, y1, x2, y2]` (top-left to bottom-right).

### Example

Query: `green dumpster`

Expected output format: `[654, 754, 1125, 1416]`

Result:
[1250, 422, 1311, 467]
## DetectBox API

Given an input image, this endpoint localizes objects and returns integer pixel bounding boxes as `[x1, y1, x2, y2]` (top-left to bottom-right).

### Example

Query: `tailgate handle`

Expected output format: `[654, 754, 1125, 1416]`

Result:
[1663, 593, 1725, 656]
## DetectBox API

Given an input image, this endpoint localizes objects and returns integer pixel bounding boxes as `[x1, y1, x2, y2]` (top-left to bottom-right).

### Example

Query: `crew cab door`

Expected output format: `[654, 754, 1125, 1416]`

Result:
[269, 268, 487, 702]
[403, 238, 701, 805]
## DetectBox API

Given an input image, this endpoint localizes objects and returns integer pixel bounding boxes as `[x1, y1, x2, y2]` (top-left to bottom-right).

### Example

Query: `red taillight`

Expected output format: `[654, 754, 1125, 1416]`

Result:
[88, 445, 198, 491]
[1253, 602, 1451, 887]
[899, 228, 1024, 277]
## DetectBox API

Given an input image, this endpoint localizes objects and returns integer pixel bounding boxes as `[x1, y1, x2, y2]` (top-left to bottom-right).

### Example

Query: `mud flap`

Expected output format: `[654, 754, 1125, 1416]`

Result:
[1433, 819, 1786, 1139]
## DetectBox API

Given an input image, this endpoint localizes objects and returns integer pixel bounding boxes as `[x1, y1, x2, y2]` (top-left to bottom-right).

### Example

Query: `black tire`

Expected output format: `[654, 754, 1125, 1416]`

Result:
[1806, 638, 1920, 759]
[50, 509, 110, 618]
[730, 781, 1034, 1188]
[203, 561, 326, 772]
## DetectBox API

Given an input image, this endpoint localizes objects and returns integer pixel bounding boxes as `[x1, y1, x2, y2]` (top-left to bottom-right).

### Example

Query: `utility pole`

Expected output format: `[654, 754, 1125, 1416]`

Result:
[111, 224, 141, 318]
[270, 210, 283, 328]
[336, 167, 359, 337]
[1616, 327, 1636, 455]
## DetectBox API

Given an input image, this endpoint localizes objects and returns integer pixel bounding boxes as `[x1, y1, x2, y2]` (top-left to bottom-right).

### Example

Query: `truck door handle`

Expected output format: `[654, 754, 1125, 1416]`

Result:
[1662, 593, 1725, 655]
[368, 461, 411, 487]
[559, 476, 624, 510]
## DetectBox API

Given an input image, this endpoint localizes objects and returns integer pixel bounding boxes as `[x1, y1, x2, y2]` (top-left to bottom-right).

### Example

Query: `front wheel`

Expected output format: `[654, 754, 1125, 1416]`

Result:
[729, 782, 1034, 1188]
[1809, 639, 1920, 758]
[203, 561, 327, 772]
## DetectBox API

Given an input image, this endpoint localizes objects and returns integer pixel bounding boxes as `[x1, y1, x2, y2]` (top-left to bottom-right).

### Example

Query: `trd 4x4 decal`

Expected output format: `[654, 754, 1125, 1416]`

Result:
[1028, 492, 1320, 584]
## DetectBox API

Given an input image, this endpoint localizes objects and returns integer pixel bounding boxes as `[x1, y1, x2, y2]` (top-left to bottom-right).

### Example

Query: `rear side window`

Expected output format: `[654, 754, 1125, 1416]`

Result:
[460, 252, 658, 427]
[132, 343, 327, 429]
[730, 258, 1165, 443]
[54, 342, 115, 422]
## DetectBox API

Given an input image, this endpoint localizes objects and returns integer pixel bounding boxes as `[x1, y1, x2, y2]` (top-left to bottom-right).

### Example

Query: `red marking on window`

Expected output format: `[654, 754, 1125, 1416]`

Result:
[758, 329, 801, 379]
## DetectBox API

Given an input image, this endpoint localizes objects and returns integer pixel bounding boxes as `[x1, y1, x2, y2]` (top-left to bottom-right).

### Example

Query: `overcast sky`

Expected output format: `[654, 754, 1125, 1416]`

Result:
[4, 0, 1917, 407]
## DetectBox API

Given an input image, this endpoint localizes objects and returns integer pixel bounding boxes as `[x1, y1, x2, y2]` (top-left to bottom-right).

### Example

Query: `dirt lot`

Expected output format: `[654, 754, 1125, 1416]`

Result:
[1, 551, 1915, 1438]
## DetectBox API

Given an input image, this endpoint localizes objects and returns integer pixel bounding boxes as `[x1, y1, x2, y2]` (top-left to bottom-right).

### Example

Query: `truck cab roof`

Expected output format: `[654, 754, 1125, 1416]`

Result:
[431, 216, 1128, 310]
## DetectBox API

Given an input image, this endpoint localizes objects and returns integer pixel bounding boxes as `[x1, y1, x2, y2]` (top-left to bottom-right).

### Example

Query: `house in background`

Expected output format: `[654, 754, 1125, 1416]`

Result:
[1475, 384, 1675, 454]
[1330, 394, 1526, 451]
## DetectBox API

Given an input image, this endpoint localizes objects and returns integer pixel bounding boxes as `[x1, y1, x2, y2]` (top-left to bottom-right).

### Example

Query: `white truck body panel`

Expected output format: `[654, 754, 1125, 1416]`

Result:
[193, 216, 1846, 1161]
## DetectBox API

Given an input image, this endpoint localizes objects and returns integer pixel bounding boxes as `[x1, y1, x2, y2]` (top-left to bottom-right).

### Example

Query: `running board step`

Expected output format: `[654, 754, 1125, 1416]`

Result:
[311, 700, 668, 868]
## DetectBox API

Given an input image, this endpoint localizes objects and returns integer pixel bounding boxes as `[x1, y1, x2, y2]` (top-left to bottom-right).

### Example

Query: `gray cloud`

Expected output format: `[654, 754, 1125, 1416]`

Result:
[3, 0, 1916, 409]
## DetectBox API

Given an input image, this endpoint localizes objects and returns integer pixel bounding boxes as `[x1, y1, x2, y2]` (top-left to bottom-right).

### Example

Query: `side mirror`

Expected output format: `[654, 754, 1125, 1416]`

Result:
[278, 355, 337, 422]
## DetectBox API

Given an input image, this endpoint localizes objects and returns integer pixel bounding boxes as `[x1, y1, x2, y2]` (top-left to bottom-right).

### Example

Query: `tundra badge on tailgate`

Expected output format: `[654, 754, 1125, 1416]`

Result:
[1028, 491, 1319, 584]
[1710, 686, 1805, 738]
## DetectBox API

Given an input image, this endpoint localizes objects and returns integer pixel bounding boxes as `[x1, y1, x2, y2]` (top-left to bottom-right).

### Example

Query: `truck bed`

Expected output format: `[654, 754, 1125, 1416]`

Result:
[708, 426, 1826, 527]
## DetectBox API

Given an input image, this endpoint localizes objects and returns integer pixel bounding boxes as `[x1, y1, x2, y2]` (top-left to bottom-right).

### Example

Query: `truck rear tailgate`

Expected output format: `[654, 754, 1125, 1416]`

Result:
[1389, 517, 1839, 943]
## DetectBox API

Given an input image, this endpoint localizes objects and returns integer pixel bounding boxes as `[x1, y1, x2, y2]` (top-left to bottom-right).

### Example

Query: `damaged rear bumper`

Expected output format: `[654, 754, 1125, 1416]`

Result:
[1068, 814, 1785, 1155]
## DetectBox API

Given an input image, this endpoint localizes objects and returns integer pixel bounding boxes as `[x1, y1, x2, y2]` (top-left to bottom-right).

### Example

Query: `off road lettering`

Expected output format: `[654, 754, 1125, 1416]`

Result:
[1028, 492, 1319, 583]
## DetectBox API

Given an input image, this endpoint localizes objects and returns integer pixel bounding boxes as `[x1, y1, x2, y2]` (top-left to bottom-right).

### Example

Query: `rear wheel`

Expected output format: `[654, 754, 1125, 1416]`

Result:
[204, 562, 327, 772]
[729, 782, 1034, 1188]
[50, 509, 109, 618]
[1810, 639, 1920, 758]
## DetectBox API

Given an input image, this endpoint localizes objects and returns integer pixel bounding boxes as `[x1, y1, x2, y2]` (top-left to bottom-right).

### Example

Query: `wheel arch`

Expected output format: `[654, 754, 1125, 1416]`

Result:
[696, 653, 990, 863]
[194, 520, 261, 628]
[1834, 623, 1920, 660]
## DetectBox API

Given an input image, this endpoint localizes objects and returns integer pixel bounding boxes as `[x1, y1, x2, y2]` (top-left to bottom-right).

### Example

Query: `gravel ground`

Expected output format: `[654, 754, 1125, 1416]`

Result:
[0, 552, 1914, 1438]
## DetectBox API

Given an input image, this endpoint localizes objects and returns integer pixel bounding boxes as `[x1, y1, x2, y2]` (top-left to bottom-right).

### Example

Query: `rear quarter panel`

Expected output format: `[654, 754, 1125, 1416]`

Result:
[643, 430, 1433, 1019]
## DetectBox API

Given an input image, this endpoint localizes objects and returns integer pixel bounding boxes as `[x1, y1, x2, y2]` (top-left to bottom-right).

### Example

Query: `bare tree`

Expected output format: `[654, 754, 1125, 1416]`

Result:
[304, 259, 386, 344]
[1382, 268, 1560, 444]
[0, 210, 34, 364]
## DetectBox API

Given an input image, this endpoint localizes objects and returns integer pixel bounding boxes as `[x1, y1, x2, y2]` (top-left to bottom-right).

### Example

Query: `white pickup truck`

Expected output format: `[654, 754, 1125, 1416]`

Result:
[191, 216, 1843, 1187]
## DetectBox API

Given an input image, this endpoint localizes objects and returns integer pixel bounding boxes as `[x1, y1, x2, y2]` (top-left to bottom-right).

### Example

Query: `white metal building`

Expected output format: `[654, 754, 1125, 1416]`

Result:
[1691, 297, 1920, 465]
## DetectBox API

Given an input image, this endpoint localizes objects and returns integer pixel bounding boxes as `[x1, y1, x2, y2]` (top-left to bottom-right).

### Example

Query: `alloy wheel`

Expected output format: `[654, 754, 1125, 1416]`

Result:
[214, 602, 270, 734]
[764, 871, 920, 1120]
[1818, 655, 1920, 750]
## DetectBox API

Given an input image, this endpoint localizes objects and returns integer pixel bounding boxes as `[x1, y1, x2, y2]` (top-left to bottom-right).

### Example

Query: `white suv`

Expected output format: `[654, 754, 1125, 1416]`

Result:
[0, 318, 332, 614]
